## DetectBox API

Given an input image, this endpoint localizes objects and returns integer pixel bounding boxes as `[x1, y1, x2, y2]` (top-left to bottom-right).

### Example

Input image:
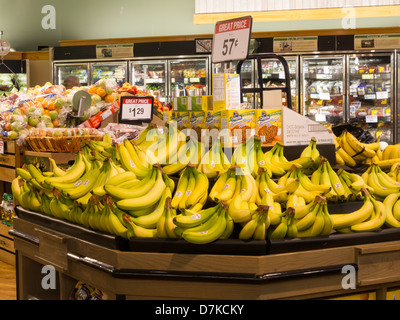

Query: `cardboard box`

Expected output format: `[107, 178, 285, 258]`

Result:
[204, 110, 228, 144]
[190, 96, 213, 111]
[221, 109, 256, 146]
[163, 111, 176, 125]
[212, 73, 241, 111]
[173, 97, 189, 111]
[189, 111, 206, 140]
[255, 109, 282, 146]
[176, 111, 191, 131]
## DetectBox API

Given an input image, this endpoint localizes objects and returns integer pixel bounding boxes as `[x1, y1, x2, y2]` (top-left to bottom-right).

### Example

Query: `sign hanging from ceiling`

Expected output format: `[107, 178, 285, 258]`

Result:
[211, 16, 252, 63]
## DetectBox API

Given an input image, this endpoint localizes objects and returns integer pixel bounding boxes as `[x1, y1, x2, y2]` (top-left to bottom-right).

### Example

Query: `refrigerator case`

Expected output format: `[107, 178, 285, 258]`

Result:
[213, 60, 255, 107]
[301, 55, 346, 126]
[90, 61, 128, 87]
[168, 57, 209, 99]
[258, 55, 299, 110]
[53, 63, 89, 87]
[130, 60, 167, 103]
[347, 53, 394, 143]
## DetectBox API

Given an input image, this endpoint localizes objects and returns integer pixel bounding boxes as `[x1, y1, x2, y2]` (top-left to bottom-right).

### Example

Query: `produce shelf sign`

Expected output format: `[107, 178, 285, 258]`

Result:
[211, 16, 252, 63]
[119, 96, 153, 124]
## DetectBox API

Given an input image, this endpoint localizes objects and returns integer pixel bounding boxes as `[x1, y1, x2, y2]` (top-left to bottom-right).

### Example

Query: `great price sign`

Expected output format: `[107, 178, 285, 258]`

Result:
[212, 16, 252, 63]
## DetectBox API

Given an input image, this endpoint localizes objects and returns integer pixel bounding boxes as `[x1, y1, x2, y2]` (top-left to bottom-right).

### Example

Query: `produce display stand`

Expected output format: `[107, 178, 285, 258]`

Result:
[10, 206, 400, 300]
[0, 139, 24, 266]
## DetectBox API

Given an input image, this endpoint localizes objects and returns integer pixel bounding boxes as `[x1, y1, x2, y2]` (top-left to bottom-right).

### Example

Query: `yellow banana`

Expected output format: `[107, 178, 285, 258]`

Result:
[130, 187, 172, 228]
[116, 166, 167, 211]
[383, 192, 400, 228]
[171, 167, 190, 209]
[351, 196, 386, 232]
[182, 205, 227, 244]
[331, 190, 374, 229]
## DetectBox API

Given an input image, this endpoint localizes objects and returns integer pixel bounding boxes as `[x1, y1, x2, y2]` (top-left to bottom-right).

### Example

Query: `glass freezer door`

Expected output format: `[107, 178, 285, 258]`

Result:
[347, 53, 394, 143]
[168, 58, 209, 99]
[258, 55, 298, 110]
[213, 60, 255, 107]
[130, 60, 167, 103]
[302, 55, 345, 125]
[54, 63, 89, 87]
[90, 62, 127, 87]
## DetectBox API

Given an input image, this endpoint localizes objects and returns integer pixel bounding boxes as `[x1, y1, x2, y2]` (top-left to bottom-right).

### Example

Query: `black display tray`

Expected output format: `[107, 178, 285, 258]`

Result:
[14, 205, 400, 257]
[15, 206, 130, 251]
[129, 238, 268, 256]
[268, 228, 400, 255]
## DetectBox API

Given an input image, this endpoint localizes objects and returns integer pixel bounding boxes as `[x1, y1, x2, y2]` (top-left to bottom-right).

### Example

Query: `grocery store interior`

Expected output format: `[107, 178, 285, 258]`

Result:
[1, 0, 400, 301]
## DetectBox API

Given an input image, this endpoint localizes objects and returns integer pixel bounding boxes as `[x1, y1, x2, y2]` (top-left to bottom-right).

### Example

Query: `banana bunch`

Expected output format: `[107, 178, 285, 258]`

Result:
[268, 207, 297, 239]
[174, 202, 233, 244]
[146, 122, 187, 166]
[156, 197, 179, 239]
[231, 136, 271, 178]
[257, 167, 301, 204]
[259, 190, 284, 226]
[383, 193, 400, 228]
[264, 142, 315, 177]
[300, 137, 321, 172]
[310, 158, 348, 202]
[210, 166, 257, 205]
[238, 205, 271, 241]
[198, 138, 230, 179]
[293, 195, 334, 237]
[387, 163, 400, 182]
[333, 135, 356, 167]
[362, 164, 400, 200]
[336, 169, 370, 201]
[332, 189, 386, 233]
[117, 179, 175, 239]
[83, 134, 114, 163]
[162, 137, 205, 176]
[374, 144, 400, 170]
[118, 139, 152, 179]
[48, 188, 75, 220]
[170, 165, 209, 212]
[336, 130, 380, 166]
[107, 164, 176, 218]
[134, 123, 162, 150]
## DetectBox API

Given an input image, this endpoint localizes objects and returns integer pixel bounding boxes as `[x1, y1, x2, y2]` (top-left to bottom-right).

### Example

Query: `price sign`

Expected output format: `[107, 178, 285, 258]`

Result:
[119, 96, 153, 124]
[211, 16, 252, 63]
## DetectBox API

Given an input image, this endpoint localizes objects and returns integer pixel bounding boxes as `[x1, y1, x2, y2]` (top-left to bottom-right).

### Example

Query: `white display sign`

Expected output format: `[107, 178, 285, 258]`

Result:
[281, 107, 334, 146]
[211, 16, 252, 63]
[120, 97, 153, 122]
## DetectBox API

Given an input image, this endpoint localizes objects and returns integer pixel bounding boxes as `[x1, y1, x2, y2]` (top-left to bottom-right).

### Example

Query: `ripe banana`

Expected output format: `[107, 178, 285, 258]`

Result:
[331, 189, 374, 229]
[383, 192, 400, 228]
[350, 195, 386, 232]
[130, 186, 172, 228]
[116, 166, 167, 211]
[181, 204, 227, 244]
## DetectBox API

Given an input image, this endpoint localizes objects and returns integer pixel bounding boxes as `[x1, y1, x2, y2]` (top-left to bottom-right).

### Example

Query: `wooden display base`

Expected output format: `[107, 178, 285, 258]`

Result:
[10, 206, 400, 300]
[0, 222, 15, 266]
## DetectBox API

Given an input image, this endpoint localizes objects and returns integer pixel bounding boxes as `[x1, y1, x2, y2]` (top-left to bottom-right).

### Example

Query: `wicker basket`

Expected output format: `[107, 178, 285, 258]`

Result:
[25, 135, 103, 153]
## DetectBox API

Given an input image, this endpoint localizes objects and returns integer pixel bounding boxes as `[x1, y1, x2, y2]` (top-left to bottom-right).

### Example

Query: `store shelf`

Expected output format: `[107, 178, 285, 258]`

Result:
[11, 209, 400, 300]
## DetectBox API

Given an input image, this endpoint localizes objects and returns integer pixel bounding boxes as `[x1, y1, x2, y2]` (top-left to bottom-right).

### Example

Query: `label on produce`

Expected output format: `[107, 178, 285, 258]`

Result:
[186, 190, 192, 195]
[223, 184, 230, 190]
[82, 179, 89, 187]
[74, 180, 82, 187]
[191, 213, 201, 220]
[175, 191, 182, 197]
[130, 160, 136, 168]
